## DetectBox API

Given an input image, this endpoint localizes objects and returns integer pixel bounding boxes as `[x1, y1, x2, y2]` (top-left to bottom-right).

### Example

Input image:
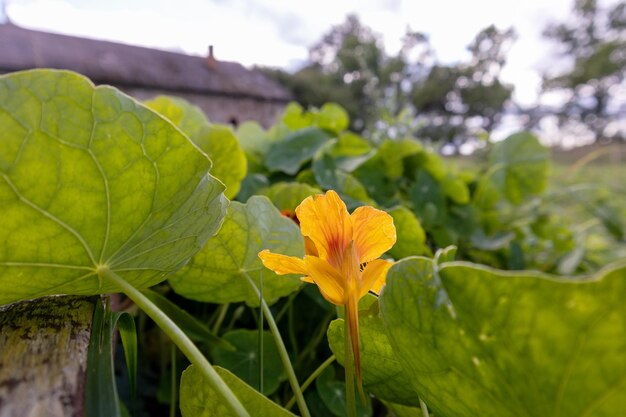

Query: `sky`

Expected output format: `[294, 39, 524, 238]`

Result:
[1, 0, 619, 109]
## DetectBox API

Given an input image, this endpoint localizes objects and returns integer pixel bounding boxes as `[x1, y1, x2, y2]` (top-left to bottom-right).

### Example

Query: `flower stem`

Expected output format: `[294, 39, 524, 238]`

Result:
[420, 398, 430, 417]
[98, 267, 250, 417]
[243, 272, 311, 417]
[344, 315, 358, 417]
[285, 355, 336, 410]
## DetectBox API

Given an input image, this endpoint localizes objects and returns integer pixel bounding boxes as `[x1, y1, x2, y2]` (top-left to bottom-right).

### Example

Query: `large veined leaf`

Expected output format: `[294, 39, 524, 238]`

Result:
[0, 70, 227, 305]
[179, 365, 296, 417]
[327, 316, 420, 406]
[489, 132, 550, 204]
[380, 257, 626, 417]
[145, 96, 247, 199]
[169, 196, 304, 306]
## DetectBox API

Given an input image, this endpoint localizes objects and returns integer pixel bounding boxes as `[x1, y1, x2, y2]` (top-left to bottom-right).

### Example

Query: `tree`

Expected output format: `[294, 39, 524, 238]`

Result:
[541, 0, 626, 142]
[263, 16, 516, 149]
[410, 25, 516, 149]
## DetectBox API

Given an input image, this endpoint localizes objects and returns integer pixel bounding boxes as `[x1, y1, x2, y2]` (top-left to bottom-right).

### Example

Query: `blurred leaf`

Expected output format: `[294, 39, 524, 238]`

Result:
[0, 70, 227, 305]
[180, 365, 296, 417]
[144, 95, 207, 139]
[317, 102, 350, 133]
[387, 206, 430, 259]
[213, 329, 285, 395]
[237, 173, 270, 202]
[409, 170, 446, 228]
[169, 196, 304, 306]
[489, 132, 550, 204]
[378, 139, 423, 179]
[313, 153, 373, 208]
[266, 127, 334, 175]
[282, 102, 315, 130]
[195, 124, 248, 199]
[146, 96, 247, 199]
[442, 175, 470, 204]
[315, 366, 373, 417]
[258, 182, 322, 211]
[236, 121, 275, 172]
[381, 257, 626, 417]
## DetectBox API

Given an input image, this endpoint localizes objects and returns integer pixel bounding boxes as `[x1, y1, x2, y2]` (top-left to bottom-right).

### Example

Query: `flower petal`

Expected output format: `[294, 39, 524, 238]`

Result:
[296, 190, 352, 267]
[259, 249, 307, 275]
[304, 236, 319, 257]
[360, 259, 393, 297]
[303, 255, 346, 305]
[351, 206, 397, 263]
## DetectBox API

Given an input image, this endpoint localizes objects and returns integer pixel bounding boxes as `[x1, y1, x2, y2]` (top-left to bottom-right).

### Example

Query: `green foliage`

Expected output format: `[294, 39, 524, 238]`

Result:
[145, 96, 247, 199]
[381, 257, 626, 417]
[541, 0, 626, 141]
[489, 132, 551, 204]
[2, 69, 625, 417]
[213, 329, 285, 395]
[169, 196, 304, 306]
[180, 365, 295, 417]
[0, 70, 227, 305]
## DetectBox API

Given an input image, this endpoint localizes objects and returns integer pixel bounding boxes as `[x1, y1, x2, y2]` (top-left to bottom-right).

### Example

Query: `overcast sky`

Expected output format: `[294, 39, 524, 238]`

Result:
[2, 0, 620, 107]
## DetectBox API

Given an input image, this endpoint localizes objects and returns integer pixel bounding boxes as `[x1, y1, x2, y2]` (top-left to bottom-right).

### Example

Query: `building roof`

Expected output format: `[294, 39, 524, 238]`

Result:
[0, 23, 291, 102]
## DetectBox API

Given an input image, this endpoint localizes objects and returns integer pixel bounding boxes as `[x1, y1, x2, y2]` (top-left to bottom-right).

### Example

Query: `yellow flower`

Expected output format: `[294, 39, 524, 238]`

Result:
[259, 190, 396, 389]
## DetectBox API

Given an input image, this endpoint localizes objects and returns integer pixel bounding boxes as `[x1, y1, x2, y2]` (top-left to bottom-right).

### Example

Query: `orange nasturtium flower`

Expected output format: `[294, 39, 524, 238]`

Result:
[259, 190, 396, 389]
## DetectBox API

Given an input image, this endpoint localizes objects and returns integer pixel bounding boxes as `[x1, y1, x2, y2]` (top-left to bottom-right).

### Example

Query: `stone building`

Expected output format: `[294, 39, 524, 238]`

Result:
[0, 23, 292, 127]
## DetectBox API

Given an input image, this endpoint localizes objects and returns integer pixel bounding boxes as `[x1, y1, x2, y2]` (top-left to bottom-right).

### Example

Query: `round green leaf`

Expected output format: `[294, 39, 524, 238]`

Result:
[0, 70, 227, 305]
[258, 182, 321, 211]
[266, 127, 333, 175]
[387, 206, 430, 259]
[169, 196, 304, 306]
[489, 132, 551, 204]
[317, 103, 349, 133]
[381, 257, 626, 417]
[213, 329, 285, 395]
[180, 365, 296, 417]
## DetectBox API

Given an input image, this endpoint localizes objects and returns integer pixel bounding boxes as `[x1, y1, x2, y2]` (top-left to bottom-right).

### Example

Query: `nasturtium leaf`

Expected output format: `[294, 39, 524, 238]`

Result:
[180, 365, 296, 417]
[213, 329, 285, 395]
[387, 206, 430, 259]
[327, 317, 420, 406]
[265, 127, 334, 175]
[258, 182, 321, 211]
[315, 366, 373, 417]
[409, 170, 446, 228]
[329, 132, 372, 172]
[441, 174, 470, 204]
[313, 153, 373, 209]
[194, 124, 247, 199]
[316, 103, 349, 133]
[0, 70, 227, 306]
[169, 196, 304, 306]
[378, 139, 423, 180]
[237, 173, 270, 202]
[236, 121, 275, 173]
[281, 102, 315, 130]
[489, 132, 550, 204]
[381, 257, 626, 417]
[145, 96, 247, 199]
[143, 95, 207, 139]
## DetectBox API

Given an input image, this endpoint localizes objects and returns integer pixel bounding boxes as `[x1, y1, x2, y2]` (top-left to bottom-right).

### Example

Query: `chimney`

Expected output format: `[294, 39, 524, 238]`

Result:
[206, 45, 218, 70]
